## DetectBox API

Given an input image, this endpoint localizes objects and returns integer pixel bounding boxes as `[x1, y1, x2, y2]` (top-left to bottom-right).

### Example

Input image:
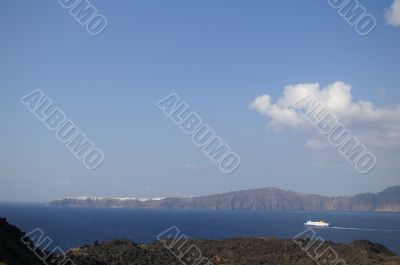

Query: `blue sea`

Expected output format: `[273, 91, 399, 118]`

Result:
[1, 203, 400, 255]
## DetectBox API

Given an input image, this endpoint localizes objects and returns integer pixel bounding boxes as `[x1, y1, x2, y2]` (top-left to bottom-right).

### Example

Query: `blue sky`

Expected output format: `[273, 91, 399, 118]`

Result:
[1, 0, 399, 201]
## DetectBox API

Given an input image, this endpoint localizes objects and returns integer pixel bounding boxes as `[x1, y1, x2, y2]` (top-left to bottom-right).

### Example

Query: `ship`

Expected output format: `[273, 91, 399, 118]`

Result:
[304, 220, 330, 228]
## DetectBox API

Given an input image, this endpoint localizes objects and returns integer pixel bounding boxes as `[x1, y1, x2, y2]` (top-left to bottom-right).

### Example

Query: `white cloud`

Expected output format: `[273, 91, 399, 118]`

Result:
[183, 164, 201, 170]
[385, 0, 400, 27]
[250, 81, 400, 149]
[57, 178, 71, 186]
[306, 139, 330, 150]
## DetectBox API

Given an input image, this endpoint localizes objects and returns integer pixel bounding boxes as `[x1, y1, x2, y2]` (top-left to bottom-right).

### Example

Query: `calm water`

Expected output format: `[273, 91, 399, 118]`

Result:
[1, 203, 399, 255]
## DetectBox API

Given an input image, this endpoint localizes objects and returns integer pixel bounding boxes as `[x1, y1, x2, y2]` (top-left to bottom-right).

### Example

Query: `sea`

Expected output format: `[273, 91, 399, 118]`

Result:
[1, 202, 399, 255]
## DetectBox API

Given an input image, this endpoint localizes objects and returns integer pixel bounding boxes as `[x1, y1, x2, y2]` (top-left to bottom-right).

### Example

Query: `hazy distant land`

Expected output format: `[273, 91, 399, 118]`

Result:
[50, 186, 400, 212]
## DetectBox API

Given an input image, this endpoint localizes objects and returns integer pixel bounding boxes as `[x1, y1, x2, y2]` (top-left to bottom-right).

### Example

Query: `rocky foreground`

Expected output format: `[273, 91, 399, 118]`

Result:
[67, 238, 400, 265]
[1, 218, 400, 265]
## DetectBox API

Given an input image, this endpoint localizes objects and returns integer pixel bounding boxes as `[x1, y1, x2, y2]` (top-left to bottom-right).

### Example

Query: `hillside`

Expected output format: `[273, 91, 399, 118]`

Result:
[50, 186, 400, 212]
[67, 238, 400, 265]
[0, 218, 51, 265]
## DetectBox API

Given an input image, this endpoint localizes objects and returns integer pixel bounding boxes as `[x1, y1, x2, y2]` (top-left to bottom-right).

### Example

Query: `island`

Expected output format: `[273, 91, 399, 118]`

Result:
[50, 186, 400, 212]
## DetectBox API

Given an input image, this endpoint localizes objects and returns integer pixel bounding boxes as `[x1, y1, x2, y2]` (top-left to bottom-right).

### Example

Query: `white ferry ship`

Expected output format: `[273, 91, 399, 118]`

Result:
[304, 220, 330, 228]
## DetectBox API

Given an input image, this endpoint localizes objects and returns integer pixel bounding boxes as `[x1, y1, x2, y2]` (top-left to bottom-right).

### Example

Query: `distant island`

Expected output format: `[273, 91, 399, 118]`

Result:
[1, 217, 399, 265]
[50, 186, 400, 212]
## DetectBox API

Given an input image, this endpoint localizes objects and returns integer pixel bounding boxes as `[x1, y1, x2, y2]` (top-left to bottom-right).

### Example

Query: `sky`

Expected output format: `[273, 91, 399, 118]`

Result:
[1, 0, 400, 202]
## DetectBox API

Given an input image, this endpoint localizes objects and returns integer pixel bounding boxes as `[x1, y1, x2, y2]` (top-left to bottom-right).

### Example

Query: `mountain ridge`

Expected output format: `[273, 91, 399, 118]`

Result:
[1, 217, 399, 265]
[49, 186, 400, 212]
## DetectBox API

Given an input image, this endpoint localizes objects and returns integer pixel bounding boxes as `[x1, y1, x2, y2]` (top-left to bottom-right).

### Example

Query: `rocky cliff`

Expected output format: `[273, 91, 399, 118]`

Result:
[50, 186, 400, 212]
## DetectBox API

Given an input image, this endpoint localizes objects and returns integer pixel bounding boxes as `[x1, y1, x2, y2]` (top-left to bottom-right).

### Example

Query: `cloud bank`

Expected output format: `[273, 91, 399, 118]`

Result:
[385, 0, 400, 27]
[250, 81, 400, 149]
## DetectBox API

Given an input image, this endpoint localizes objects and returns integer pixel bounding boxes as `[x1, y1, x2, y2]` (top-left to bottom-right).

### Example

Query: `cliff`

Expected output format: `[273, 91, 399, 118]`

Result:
[50, 186, 400, 212]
